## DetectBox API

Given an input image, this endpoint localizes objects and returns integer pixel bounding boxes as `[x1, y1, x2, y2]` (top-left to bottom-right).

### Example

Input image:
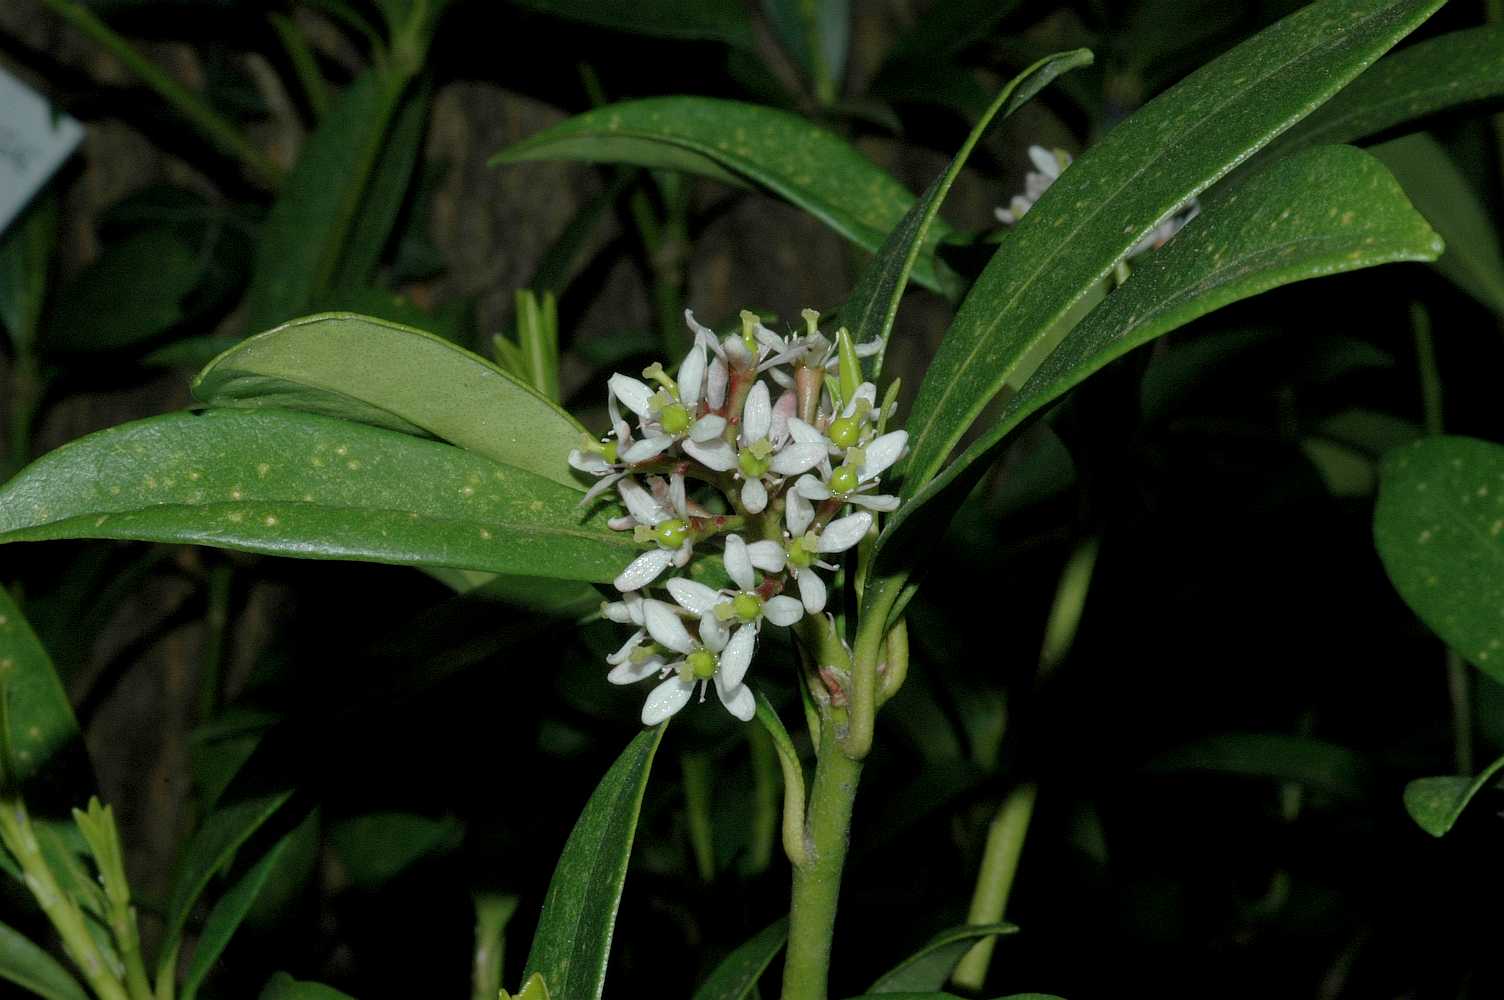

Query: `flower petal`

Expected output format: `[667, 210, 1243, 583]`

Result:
[786, 490, 814, 536]
[746, 540, 787, 573]
[683, 437, 737, 472]
[770, 390, 797, 444]
[786, 417, 824, 446]
[677, 340, 706, 409]
[723, 534, 755, 592]
[669, 472, 688, 519]
[741, 477, 768, 514]
[613, 547, 676, 592]
[608, 654, 661, 686]
[621, 435, 673, 464]
[816, 511, 872, 553]
[667, 578, 720, 616]
[569, 449, 611, 474]
[763, 596, 803, 627]
[580, 471, 626, 506]
[706, 356, 728, 409]
[605, 628, 645, 665]
[699, 610, 728, 652]
[644, 598, 697, 654]
[718, 625, 756, 688]
[602, 592, 643, 624]
[847, 492, 900, 512]
[617, 478, 666, 525]
[714, 676, 756, 722]
[608, 374, 655, 418]
[797, 569, 827, 614]
[770, 442, 827, 477]
[689, 414, 726, 442]
[742, 381, 771, 444]
[794, 474, 831, 500]
[642, 675, 694, 725]
[858, 431, 908, 482]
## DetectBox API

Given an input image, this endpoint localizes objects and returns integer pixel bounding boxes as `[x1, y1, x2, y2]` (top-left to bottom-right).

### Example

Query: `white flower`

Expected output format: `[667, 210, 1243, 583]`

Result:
[632, 598, 757, 724]
[794, 430, 908, 513]
[608, 339, 726, 464]
[612, 475, 696, 591]
[1127, 199, 1200, 257]
[780, 510, 871, 613]
[664, 533, 803, 634]
[995, 145, 1071, 225]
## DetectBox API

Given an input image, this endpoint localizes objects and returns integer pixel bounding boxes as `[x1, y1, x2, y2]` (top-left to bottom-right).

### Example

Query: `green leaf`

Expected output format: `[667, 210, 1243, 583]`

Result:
[761, 0, 849, 104]
[243, 70, 413, 332]
[1370, 133, 1504, 315]
[1374, 436, 1504, 683]
[258, 973, 355, 1000]
[193, 313, 586, 490]
[896, 0, 1445, 506]
[1403, 751, 1504, 837]
[0, 409, 637, 584]
[868, 923, 1018, 993]
[876, 144, 1441, 616]
[44, 230, 202, 353]
[159, 791, 295, 978]
[0, 192, 57, 355]
[1147, 733, 1375, 800]
[523, 725, 667, 1000]
[1264, 24, 1504, 157]
[180, 832, 297, 1000]
[690, 917, 788, 1000]
[0, 919, 89, 1000]
[0, 584, 87, 792]
[843, 49, 1093, 369]
[512, 0, 755, 49]
[329, 812, 463, 888]
[491, 98, 956, 295]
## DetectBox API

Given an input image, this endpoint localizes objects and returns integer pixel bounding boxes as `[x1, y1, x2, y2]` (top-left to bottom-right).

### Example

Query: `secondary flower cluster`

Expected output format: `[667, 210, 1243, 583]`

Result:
[996, 144, 1200, 256]
[572, 309, 906, 725]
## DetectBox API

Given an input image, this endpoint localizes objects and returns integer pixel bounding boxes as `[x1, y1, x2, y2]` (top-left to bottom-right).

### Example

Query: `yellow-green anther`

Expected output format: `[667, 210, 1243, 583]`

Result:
[828, 415, 861, 448]
[653, 518, 689, 548]
[733, 592, 762, 622]
[836, 327, 861, 403]
[642, 362, 677, 393]
[801, 308, 821, 336]
[740, 310, 761, 353]
[687, 649, 718, 680]
[660, 403, 690, 435]
[739, 449, 771, 478]
[830, 464, 859, 495]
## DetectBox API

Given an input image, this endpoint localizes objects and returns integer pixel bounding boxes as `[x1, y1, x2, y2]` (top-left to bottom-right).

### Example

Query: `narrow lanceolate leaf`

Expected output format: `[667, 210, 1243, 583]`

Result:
[897, 0, 1445, 504]
[258, 973, 356, 1000]
[0, 584, 88, 792]
[1147, 733, 1375, 800]
[1370, 134, 1504, 315]
[159, 792, 295, 978]
[0, 919, 89, 1000]
[0, 410, 637, 584]
[524, 725, 667, 1000]
[0, 193, 57, 355]
[243, 70, 412, 332]
[491, 98, 955, 294]
[1263, 25, 1504, 157]
[690, 917, 788, 1000]
[180, 833, 297, 1000]
[512, 0, 755, 49]
[845, 49, 1094, 369]
[193, 313, 587, 490]
[875, 145, 1441, 613]
[868, 923, 1017, 993]
[1375, 436, 1504, 685]
[1403, 751, 1504, 838]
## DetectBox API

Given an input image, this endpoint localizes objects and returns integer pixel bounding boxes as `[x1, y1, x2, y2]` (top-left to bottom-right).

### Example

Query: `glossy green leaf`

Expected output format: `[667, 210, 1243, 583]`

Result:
[329, 812, 462, 888]
[513, 0, 754, 48]
[44, 230, 201, 353]
[1375, 436, 1504, 683]
[193, 313, 586, 490]
[896, 0, 1444, 504]
[259, 973, 355, 1000]
[690, 917, 788, 1000]
[869, 923, 1017, 993]
[0, 920, 88, 1000]
[1370, 133, 1504, 314]
[159, 791, 295, 977]
[1265, 25, 1504, 157]
[524, 725, 667, 1000]
[180, 832, 297, 1000]
[0, 585, 86, 792]
[1403, 752, 1504, 837]
[492, 98, 955, 294]
[1147, 733, 1374, 800]
[762, 0, 848, 104]
[244, 70, 412, 332]
[0, 409, 636, 583]
[844, 49, 1093, 369]
[876, 144, 1441, 616]
[0, 192, 56, 355]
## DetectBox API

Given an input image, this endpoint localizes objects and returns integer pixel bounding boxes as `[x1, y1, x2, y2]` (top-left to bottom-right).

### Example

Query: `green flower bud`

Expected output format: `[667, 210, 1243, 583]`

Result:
[739, 449, 771, 478]
[829, 464, 859, 495]
[827, 415, 861, 448]
[835, 327, 861, 403]
[733, 592, 762, 622]
[787, 533, 816, 568]
[687, 648, 718, 680]
[653, 518, 689, 548]
[659, 403, 690, 435]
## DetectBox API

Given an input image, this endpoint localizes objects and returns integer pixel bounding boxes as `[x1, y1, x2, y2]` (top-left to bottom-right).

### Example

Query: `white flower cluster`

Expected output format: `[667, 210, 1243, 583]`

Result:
[571, 309, 907, 725]
[995, 144, 1200, 256]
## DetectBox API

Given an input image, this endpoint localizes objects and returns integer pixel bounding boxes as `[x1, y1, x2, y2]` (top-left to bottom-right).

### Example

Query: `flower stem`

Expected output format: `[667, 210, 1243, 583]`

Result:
[780, 714, 862, 1000]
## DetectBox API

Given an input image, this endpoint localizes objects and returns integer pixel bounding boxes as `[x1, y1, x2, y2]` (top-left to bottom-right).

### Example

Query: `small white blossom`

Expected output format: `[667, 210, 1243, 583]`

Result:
[613, 475, 696, 591]
[634, 598, 756, 723]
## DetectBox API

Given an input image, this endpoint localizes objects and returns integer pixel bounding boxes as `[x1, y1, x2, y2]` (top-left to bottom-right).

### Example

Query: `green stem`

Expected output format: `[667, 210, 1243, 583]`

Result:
[680, 751, 716, 881]
[197, 565, 232, 723]
[949, 784, 1038, 991]
[269, 13, 330, 120]
[40, 0, 282, 187]
[780, 716, 862, 1000]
